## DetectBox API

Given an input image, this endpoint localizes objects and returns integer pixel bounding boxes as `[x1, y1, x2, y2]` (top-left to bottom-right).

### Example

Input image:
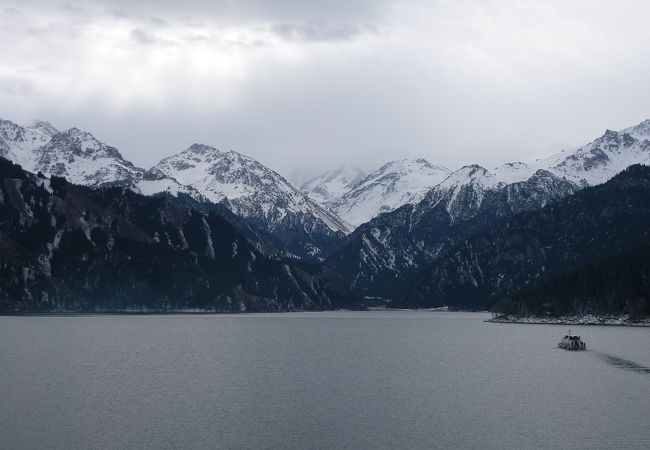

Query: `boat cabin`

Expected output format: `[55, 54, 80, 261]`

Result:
[558, 334, 586, 350]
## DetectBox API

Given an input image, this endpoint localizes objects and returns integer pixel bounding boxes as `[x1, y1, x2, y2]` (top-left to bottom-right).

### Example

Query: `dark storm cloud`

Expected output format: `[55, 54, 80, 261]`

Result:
[2, 0, 650, 178]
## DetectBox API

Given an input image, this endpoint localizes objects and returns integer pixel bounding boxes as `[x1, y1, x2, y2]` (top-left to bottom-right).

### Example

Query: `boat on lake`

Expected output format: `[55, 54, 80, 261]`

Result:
[558, 333, 586, 350]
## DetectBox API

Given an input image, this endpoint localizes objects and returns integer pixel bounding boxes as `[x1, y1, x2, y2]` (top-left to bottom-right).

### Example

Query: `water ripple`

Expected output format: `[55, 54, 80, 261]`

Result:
[594, 351, 650, 375]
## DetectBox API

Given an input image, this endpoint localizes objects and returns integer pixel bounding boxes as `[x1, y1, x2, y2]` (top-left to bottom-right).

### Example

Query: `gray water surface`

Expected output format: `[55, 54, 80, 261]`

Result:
[1, 311, 649, 449]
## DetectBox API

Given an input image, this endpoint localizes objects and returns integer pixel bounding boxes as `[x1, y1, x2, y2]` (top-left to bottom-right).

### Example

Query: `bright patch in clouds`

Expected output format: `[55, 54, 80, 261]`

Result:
[1, 0, 650, 176]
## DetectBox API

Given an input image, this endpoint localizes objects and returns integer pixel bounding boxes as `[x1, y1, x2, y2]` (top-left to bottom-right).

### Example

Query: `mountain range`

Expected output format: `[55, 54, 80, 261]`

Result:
[325, 120, 650, 297]
[399, 165, 650, 317]
[0, 119, 351, 261]
[2, 115, 650, 314]
[0, 157, 360, 312]
[321, 159, 451, 227]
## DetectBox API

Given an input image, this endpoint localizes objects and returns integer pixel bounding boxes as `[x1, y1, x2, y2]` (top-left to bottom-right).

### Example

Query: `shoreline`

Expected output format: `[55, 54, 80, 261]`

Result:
[487, 315, 650, 327]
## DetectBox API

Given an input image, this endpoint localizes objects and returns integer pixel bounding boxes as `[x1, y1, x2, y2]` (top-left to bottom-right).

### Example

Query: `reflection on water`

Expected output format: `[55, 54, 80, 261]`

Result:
[594, 351, 650, 375]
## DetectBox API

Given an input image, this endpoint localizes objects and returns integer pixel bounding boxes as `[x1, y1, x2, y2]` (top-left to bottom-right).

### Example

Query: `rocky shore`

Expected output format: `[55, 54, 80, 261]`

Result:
[487, 314, 650, 327]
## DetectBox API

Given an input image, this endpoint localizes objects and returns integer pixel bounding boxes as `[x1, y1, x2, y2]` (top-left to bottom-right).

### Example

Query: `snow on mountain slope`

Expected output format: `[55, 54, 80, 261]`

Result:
[0, 118, 206, 198]
[328, 120, 650, 296]
[0, 119, 145, 188]
[149, 143, 352, 234]
[135, 173, 204, 199]
[0, 118, 352, 260]
[324, 119, 650, 230]
[328, 164, 579, 297]
[33, 127, 145, 188]
[328, 158, 451, 227]
[0, 119, 58, 169]
[540, 121, 650, 186]
[422, 163, 543, 221]
[421, 118, 650, 221]
[620, 118, 650, 141]
[300, 166, 367, 205]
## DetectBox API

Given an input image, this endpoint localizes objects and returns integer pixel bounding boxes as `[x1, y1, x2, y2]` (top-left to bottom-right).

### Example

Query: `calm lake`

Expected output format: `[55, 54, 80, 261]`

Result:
[1, 311, 649, 449]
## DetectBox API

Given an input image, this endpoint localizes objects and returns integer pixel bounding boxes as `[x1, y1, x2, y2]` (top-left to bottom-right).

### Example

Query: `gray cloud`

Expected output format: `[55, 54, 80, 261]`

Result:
[130, 27, 159, 45]
[270, 22, 373, 42]
[3, 7, 21, 16]
[79, 0, 390, 22]
[1, 0, 650, 179]
[0, 77, 38, 96]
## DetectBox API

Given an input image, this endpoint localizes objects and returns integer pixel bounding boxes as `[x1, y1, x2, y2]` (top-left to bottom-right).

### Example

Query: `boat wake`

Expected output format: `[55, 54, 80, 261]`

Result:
[593, 352, 650, 375]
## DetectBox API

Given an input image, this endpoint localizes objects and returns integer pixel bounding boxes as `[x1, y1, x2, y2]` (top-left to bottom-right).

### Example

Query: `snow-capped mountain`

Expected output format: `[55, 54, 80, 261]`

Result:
[327, 158, 451, 227]
[399, 164, 650, 311]
[147, 143, 352, 259]
[0, 119, 58, 168]
[0, 119, 144, 188]
[541, 122, 650, 186]
[33, 127, 146, 188]
[5, 115, 650, 271]
[328, 119, 650, 297]
[0, 157, 360, 312]
[300, 166, 367, 205]
[1, 118, 203, 198]
[328, 165, 577, 296]
[0, 118, 352, 260]
[149, 143, 351, 232]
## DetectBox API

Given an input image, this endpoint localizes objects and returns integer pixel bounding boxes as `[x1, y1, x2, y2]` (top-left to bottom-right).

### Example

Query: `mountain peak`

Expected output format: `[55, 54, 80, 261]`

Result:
[148, 144, 352, 248]
[300, 166, 368, 205]
[30, 120, 58, 135]
[459, 164, 488, 175]
[602, 129, 619, 139]
[187, 143, 218, 154]
[620, 119, 650, 141]
[63, 127, 96, 141]
[329, 158, 451, 227]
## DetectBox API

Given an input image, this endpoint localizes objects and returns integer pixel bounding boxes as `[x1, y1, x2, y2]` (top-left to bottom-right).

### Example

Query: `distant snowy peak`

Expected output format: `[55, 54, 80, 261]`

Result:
[30, 120, 59, 136]
[300, 166, 367, 205]
[150, 143, 352, 234]
[620, 118, 650, 141]
[152, 143, 300, 204]
[416, 163, 573, 223]
[33, 127, 144, 188]
[541, 121, 650, 186]
[0, 119, 145, 188]
[0, 119, 206, 197]
[427, 118, 650, 219]
[434, 162, 537, 195]
[1, 119, 352, 258]
[329, 158, 451, 227]
[0, 118, 57, 168]
[420, 164, 495, 220]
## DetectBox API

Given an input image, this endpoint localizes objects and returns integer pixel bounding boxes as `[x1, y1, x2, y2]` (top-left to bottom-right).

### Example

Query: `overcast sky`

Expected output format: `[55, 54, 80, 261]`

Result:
[2, 0, 650, 180]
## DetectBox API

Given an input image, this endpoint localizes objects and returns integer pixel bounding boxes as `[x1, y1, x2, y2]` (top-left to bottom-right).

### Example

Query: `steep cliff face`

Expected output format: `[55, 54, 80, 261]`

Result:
[0, 158, 360, 312]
